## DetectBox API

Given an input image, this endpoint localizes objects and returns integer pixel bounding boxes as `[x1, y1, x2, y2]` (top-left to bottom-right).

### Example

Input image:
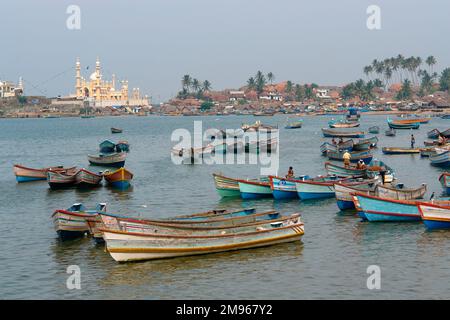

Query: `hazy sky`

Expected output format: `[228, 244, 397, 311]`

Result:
[1, 0, 449, 102]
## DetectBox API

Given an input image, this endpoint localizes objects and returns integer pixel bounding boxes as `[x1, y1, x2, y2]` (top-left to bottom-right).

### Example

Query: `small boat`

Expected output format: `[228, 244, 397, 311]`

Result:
[427, 129, 441, 139]
[387, 118, 420, 129]
[441, 115, 450, 120]
[376, 183, 427, 200]
[75, 168, 103, 187]
[100, 214, 304, 262]
[13, 165, 75, 183]
[244, 138, 278, 153]
[320, 140, 353, 155]
[115, 141, 130, 153]
[47, 168, 79, 189]
[368, 126, 380, 134]
[241, 121, 277, 132]
[420, 147, 437, 157]
[328, 120, 360, 128]
[327, 149, 373, 164]
[352, 137, 378, 151]
[111, 127, 122, 134]
[268, 175, 310, 200]
[418, 203, 450, 230]
[358, 136, 378, 148]
[334, 181, 378, 210]
[439, 173, 450, 195]
[385, 128, 396, 136]
[430, 148, 450, 167]
[441, 128, 450, 138]
[52, 203, 107, 240]
[285, 121, 303, 129]
[103, 167, 134, 189]
[394, 117, 430, 124]
[294, 175, 353, 200]
[324, 162, 366, 177]
[171, 145, 214, 164]
[237, 178, 272, 199]
[382, 147, 421, 155]
[253, 111, 275, 117]
[322, 128, 365, 138]
[99, 140, 116, 153]
[424, 140, 441, 147]
[212, 173, 240, 197]
[88, 152, 127, 167]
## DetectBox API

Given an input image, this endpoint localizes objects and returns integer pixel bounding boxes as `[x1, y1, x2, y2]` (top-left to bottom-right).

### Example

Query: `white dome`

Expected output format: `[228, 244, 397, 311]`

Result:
[89, 72, 97, 81]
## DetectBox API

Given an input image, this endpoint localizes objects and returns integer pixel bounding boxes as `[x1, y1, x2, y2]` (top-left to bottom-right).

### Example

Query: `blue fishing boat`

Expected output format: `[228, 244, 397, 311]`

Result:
[427, 129, 440, 139]
[320, 140, 353, 155]
[322, 128, 365, 138]
[352, 192, 420, 222]
[441, 115, 450, 120]
[439, 173, 450, 194]
[237, 178, 272, 199]
[418, 203, 450, 230]
[333, 181, 378, 210]
[115, 141, 130, 153]
[368, 126, 380, 134]
[99, 140, 116, 153]
[294, 176, 348, 200]
[430, 149, 450, 167]
[269, 175, 310, 200]
[387, 118, 420, 129]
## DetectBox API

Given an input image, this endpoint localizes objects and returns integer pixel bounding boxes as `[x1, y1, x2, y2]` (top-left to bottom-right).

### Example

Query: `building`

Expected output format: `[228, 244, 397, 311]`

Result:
[0, 77, 23, 98]
[74, 57, 149, 107]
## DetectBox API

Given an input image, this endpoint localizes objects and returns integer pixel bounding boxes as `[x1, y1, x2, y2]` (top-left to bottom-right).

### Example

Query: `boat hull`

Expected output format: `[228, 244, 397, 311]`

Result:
[337, 200, 355, 210]
[295, 181, 335, 200]
[103, 167, 133, 189]
[238, 181, 272, 199]
[269, 176, 300, 200]
[213, 173, 240, 197]
[88, 152, 127, 167]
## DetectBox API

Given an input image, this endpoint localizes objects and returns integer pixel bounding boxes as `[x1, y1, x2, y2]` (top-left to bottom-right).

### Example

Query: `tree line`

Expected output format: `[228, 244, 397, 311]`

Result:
[177, 75, 212, 99]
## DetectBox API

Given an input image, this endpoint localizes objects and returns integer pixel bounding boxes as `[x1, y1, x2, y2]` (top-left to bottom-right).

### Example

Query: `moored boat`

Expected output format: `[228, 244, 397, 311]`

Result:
[115, 141, 130, 153]
[387, 118, 420, 129]
[99, 140, 116, 153]
[327, 149, 373, 164]
[418, 203, 450, 230]
[441, 128, 450, 138]
[439, 173, 450, 195]
[47, 168, 78, 189]
[285, 120, 303, 129]
[237, 178, 272, 199]
[420, 147, 436, 157]
[368, 126, 380, 134]
[88, 152, 127, 167]
[322, 128, 365, 138]
[376, 183, 427, 200]
[269, 175, 310, 200]
[111, 127, 122, 134]
[75, 168, 103, 187]
[430, 148, 450, 167]
[295, 176, 353, 200]
[103, 167, 134, 189]
[212, 173, 241, 197]
[13, 164, 75, 183]
[328, 120, 360, 128]
[352, 137, 378, 151]
[320, 140, 353, 155]
[334, 181, 378, 210]
[427, 129, 440, 139]
[382, 147, 421, 155]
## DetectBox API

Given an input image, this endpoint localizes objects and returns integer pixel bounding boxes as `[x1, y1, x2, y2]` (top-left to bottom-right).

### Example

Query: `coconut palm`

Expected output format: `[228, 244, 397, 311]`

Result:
[202, 80, 211, 92]
[255, 71, 266, 96]
[247, 77, 256, 90]
[285, 80, 293, 93]
[426, 56, 437, 74]
[192, 78, 201, 94]
[182, 75, 192, 92]
[363, 66, 373, 80]
[267, 72, 275, 85]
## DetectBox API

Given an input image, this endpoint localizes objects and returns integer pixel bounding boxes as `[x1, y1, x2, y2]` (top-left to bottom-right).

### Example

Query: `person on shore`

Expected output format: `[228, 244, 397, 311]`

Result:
[343, 151, 351, 168]
[411, 134, 415, 149]
[286, 167, 294, 178]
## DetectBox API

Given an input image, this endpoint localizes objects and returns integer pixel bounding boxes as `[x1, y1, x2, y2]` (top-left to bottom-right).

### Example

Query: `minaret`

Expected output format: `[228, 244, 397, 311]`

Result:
[95, 57, 101, 99]
[76, 57, 81, 97]
[112, 74, 116, 90]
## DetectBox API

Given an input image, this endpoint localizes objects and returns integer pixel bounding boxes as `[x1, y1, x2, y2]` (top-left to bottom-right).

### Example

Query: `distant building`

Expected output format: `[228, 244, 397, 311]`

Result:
[229, 90, 245, 101]
[0, 77, 23, 98]
[316, 89, 330, 99]
[259, 92, 283, 101]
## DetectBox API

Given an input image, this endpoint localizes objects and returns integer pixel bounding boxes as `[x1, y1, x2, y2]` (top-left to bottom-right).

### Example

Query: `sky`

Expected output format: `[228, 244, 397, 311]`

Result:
[1, 0, 449, 103]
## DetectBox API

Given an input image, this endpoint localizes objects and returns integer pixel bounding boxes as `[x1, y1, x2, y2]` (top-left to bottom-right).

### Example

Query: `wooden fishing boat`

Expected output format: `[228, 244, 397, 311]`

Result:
[171, 145, 214, 164]
[241, 121, 277, 132]
[13, 165, 75, 183]
[294, 176, 348, 200]
[439, 173, 450, 195]
[385, 128, 396, 136]
[111, 127, 122, 134]
[237, 178, 272, 199]
[394, 117, 430, 124]
[441, 128, 450, 138]
[327, 149, 373, 164]
[268, 175, 311, 200]
[328, 120, 360, 128]
[244, 138, 278, 153]
[333, 181, 378, 210]
[387, 118, 420, 129]
[285, 120, 303, 129]
[430, 148, 450, 167]
[75, 168, 103, 187]
[427, 129, 441, 139]
[52, 203, 107, 240]
[103, 167, 134, 189]
[420, 147, 436, 157]
[253, 111, 275, 117]
[368, 126, 380, 134]
[99, 140, 116, 153]
[382, 147, 421, 155]
[322, 128, 365, 138]
[88, 152, 127, 167]
[47, 168, 78, 189]
[212, 173, 240, 197]
[115, 141, 130, 153]
[352, 137, 378, 151]
[320, 140, 353, 154]
[441, 115, 450, 120]
[418, 203, 450, 230]
[376, 183, 427, 200]
[324, 162, 365, 177]
[100, 214, 304, 262]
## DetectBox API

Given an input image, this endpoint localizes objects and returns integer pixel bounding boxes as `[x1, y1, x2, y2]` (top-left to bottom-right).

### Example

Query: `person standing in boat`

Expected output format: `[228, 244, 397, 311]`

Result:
[379, 166, 387, 185]
[286, 167, 294, 178]
[343, 151, 351, 168]
[410, 134, 415, 149]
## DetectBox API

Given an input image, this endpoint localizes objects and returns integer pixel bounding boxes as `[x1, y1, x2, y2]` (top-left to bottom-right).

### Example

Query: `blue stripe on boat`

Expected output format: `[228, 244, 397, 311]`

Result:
[16, 176, 46, 183]
[272, 190, 298, 200]
[337, 200, 355, 210]
[298, 192, 335, 200]
[240, 192, 272, 199]
[110, 180, 131, 189]
[358, 211, 368, 221]
[422, 220, 450, 230]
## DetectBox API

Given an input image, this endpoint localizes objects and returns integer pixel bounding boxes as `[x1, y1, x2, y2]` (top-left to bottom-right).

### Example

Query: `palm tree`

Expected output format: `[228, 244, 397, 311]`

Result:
[182, 75, 192, 92]
[363, 66, 373, 80]
[384, 67, 393, 89]
[267, 72, 275, 85]
[202, 80, 211, 92]
[285, 80, 293, 94]
[255, 71, 266, 96]
[247, 77, 256, 90]
[192, 78, 201, 94]
[426, 55, 437, 74]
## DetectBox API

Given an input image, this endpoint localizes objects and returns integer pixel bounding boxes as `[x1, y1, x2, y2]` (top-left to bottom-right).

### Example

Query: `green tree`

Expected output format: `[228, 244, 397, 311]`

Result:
[192, 78, 201, 94]
[396, 79, 412, 100]
[200, 101, 214, 112]
[202, 80, 211, 92]
[182, 75, 192, 92]
[285, 80, 293, 94]
[440, 68, 450, 91]
[426, 56, 437, 74]
[294, 84, 304, 101]
[247, 77, 256, 90]
[267, 72, 274, 84]
[255, 71, 266, 96]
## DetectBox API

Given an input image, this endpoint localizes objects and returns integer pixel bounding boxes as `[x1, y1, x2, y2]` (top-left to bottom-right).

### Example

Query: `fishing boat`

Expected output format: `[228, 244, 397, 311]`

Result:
[334, 181, 378, 210]
[395, 117, 430, 124]
[212, 173, 240, 197]
[385, 128, 396, 136]
[324, 162, 366, 177]
[115, 141, 130, 153]
[424, 140, 440, 147]
[430, 148, 450, 167]
[441, 115, 450, 120]
[52, 203, 107, 240]
[327, 149, 373, 164]
[171, 145, 214, 164]
[99, 140, 116, 153]
[88, 152, 127, 167]
[324, 160, 394, 181]
[376, 183, 427, 200]
[418, 203, 450, 230]
[241, 121, 277, 132]
[368, 126, 380, 134]
[285, 120, 303, 129]
[269, 175, 310, 200]
[427, 129, 441, 139]
[294, 175, 355, 200]
[328, 120, 360, 128]
[322, 128, 365, 138]
[420, 147, 436, 157]
[439, 173, 450, 195]
[387, 118, 420, 129]
[100, 214, 304, 262]
[47, 168, 79, 189]
[320, 140, 353, 154]
[237, 178, 272, 199]
[75, 168, 103, 187]
[111, 127, 122, 134]
[103, 167, 134, 189]
[352, 192, 421, 222]
[352, 137, 378, 151]
[253, 111, 275, 117]
[441, 128, 450, 138]
[244, 138, 278, 153]
[13, 165, 75, 183]
[382, 147, 421, 155]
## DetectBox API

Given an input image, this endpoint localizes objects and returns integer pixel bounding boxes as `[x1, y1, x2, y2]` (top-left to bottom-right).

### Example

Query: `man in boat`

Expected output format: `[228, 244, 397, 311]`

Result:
[338, 137, 344, 144]
[343, 151, 351, 168]
[331, 138, 337, 145]
[438, 134, 447, 146]
[379, 166, 387, 185]
[356, 159, 366, 170]
[411, 134, 415, 149]
[286, 167, 294, 178]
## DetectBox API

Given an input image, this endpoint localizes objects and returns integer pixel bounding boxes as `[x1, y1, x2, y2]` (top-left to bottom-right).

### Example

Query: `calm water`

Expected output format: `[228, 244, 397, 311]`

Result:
[2, 114, 450, 299]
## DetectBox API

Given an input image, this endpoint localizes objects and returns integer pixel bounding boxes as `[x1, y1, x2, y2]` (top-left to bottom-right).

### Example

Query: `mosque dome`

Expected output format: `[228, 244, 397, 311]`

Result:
[90, 72, 97, 81]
